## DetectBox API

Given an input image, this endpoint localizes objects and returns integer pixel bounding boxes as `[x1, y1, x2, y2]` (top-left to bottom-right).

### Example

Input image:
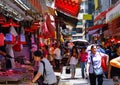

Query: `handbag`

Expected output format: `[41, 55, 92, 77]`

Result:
[93, 67, 103, 76]
[91, 56, 103, 76]
[66, 66, 70, 74]
[34, 61, 46, 85]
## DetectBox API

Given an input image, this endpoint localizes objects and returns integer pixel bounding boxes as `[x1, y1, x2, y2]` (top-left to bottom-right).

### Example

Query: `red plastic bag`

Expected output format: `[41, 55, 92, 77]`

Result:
[18, 34, 26, 44]
[13, 44, 23, 52]
[101, 57, 108, 72]
[0, 33, 4, 46]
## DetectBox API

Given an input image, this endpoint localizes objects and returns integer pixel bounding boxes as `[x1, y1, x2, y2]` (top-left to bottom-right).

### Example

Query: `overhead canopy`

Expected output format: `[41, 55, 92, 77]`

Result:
[86, 24, 108, 31]
[57, 11, 78, 27]
[88, 29, 99, 34]
[94, 6, 114, 22]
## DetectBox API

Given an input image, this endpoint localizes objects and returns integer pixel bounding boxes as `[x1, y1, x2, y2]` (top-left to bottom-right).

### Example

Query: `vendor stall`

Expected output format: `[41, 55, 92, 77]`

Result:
[0, 65, 33, 85]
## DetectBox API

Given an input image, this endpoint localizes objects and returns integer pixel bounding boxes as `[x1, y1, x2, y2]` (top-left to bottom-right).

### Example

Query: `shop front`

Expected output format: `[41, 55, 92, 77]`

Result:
[106, 3, 120, 39]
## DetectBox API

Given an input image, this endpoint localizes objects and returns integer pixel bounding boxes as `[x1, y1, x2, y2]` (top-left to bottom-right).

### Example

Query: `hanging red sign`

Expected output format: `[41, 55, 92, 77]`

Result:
[55, 0, 80, 17]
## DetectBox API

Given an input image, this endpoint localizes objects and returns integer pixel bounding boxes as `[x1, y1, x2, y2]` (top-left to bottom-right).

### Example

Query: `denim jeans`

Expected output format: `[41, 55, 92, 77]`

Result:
[80, 62, 86, 78]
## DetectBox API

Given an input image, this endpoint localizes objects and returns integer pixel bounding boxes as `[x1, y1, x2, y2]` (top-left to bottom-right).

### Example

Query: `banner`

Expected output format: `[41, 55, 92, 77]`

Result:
[94, 0, 99, 10]
[106, 4, 120, 22]
[55, 0, 80, 17]
[83, 14, 92, 20]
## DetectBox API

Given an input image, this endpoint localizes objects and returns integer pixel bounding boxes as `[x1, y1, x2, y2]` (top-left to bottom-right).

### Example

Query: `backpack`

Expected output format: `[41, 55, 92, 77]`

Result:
[37, 61, 46, 85]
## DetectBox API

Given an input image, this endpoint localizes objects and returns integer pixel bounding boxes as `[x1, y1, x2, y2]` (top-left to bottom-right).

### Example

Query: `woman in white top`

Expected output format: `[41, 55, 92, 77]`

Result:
[54, 43, 62, 70]
[86, 45, 109, 85]
[67, 46, 79, 78]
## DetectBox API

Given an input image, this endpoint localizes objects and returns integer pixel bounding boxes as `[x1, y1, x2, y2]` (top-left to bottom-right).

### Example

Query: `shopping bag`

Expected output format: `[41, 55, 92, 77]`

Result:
[66, 66, 71, 74]
[93, 67, 103, 76]
[18, 34, 26, 44]
[101, 56, 108, 72]
[12, 44, 23, 52]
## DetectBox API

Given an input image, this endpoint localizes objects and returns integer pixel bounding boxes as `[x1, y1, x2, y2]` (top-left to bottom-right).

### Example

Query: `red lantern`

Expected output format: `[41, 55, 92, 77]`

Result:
[0, 33, 4, 46]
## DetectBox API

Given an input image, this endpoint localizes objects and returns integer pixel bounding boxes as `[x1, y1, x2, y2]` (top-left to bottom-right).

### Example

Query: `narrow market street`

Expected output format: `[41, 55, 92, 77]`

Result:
[57, 66, 114, 85]
[0, 0, 120, 85]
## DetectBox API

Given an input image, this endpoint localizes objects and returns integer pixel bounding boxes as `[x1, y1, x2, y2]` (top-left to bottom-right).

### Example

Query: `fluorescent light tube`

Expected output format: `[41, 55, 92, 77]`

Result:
[15, 0, 30, 10]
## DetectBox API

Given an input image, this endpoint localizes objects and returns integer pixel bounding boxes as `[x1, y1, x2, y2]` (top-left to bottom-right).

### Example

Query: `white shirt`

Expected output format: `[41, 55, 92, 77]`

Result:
[38, 58, 57, 84]
[87, 52, 107, 73]
[69, 56, 78, 65]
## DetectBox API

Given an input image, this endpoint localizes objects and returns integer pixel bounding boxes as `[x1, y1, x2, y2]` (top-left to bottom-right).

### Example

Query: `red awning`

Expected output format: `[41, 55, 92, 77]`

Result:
[86, 24, 107, 31]
[94, 6, 114, 22]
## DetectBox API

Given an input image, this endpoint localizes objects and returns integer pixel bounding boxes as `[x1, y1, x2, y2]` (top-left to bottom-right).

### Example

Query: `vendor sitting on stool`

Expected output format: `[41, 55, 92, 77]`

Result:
[0, 50, 12, 70]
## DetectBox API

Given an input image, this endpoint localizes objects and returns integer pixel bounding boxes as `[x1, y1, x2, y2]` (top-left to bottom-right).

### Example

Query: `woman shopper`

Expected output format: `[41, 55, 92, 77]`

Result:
[67, 46, 79, 78]
[53, 43, 62, 70]
[79, 47, 88, 79]
[29, 50, 57, 85]
[86, 45, 109, 85]
[109, 43, 120, 85]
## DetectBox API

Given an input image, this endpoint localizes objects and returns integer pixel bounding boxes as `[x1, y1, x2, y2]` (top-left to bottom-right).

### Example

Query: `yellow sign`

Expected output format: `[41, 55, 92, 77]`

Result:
[83, 14, 92, 20]
[94, 0, 99, 10]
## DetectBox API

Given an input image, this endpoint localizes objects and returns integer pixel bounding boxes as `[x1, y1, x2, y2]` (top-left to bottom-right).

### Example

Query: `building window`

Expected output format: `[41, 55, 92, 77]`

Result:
[80, 9, 84, 13]
[76, 28, 83, 33]
[72, 28, 76, 31]
[72, 36, 83, 39]
[78, 36, 83, 39]
[77, 20, 83, 25]
[112, 0, 118, 5]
